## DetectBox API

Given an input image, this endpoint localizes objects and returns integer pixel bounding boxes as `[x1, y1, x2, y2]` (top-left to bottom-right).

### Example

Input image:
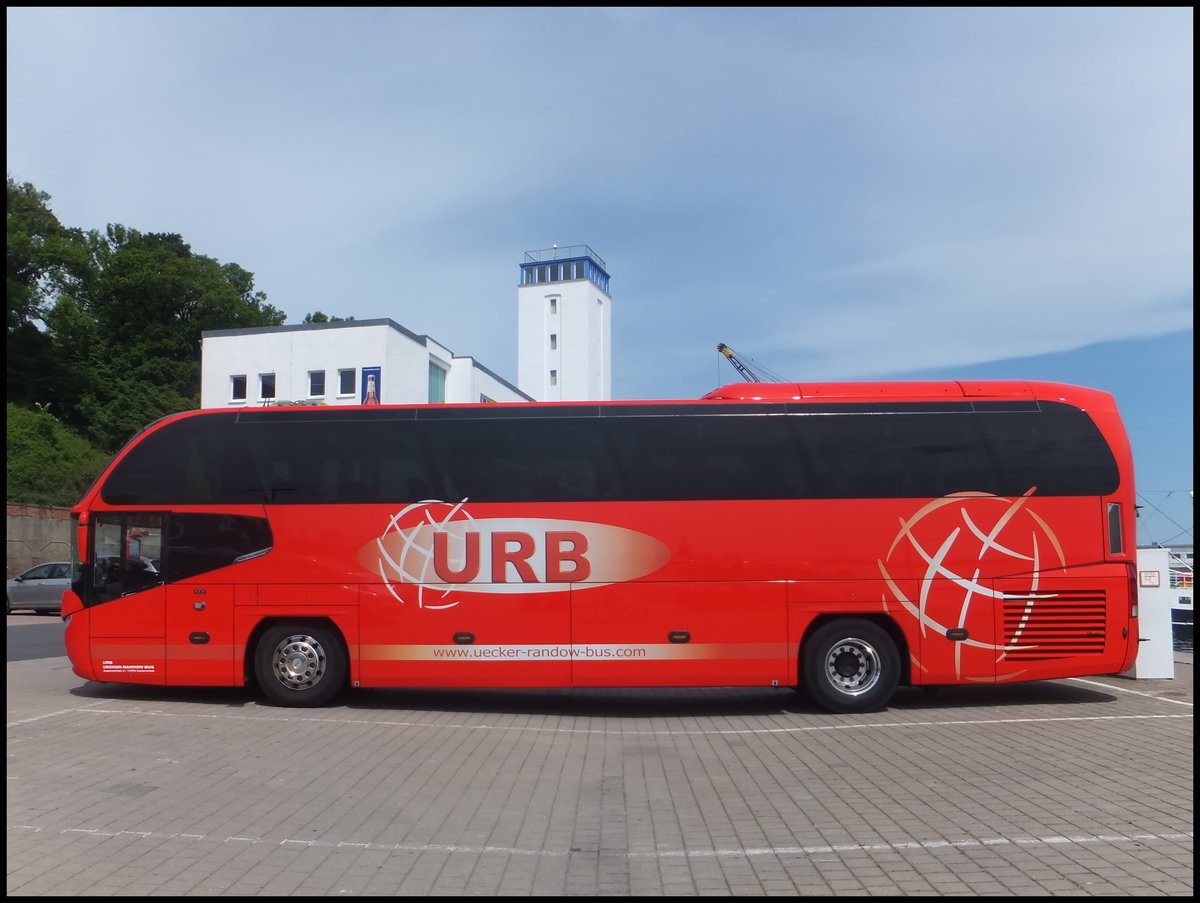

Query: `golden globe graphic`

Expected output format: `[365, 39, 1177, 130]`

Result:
[359, 500, 671, 610]
[877, 489, 1067, 681]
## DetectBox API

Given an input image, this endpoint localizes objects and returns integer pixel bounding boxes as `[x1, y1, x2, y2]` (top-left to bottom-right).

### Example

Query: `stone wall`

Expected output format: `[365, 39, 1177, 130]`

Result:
[7, 503, 72, 577]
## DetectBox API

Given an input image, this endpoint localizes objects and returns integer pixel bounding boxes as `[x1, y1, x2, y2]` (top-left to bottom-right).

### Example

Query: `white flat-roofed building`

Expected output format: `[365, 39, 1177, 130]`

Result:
[517, 245, 612, 401]
[200, 319, 531, 408]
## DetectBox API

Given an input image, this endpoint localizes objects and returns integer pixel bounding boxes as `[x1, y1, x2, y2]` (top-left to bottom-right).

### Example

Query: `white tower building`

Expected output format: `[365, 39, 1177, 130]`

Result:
[517, 244, 612, 401]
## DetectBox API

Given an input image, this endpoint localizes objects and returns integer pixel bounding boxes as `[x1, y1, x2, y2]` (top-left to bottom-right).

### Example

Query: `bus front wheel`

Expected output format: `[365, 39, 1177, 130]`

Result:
[803, 619, 899, 714]
[254, 624, 347, 707]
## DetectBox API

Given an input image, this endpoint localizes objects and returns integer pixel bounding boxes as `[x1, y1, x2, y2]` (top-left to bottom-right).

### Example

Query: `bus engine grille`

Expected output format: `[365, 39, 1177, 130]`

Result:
[1001, 589, 1107, 659]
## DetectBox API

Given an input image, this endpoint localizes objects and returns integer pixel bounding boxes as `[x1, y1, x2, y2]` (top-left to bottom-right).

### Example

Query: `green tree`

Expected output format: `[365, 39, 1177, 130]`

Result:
[6, 403, 111, 507]
[303, 311, 353, 324]
[7, 175, 289, 470]
[49, 225, 286, 449]
[6, 176, 89, 406]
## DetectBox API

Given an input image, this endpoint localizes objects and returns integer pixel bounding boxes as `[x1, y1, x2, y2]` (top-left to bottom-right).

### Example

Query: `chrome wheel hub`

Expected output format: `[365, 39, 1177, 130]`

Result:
[272, 634, 327, 691]
[824, 637, 881, 696]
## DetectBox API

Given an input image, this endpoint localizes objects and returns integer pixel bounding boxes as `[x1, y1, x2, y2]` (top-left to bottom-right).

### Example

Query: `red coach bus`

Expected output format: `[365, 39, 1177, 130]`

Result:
[61, 380, 1139, 713]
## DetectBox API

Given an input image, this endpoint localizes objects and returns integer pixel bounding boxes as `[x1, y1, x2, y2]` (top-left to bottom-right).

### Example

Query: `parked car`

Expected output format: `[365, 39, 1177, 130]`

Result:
[6, 561, 71, 614]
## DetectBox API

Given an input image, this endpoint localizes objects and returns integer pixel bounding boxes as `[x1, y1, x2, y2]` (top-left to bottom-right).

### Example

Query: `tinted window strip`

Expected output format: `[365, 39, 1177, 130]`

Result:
[101, 402, 1118, 505]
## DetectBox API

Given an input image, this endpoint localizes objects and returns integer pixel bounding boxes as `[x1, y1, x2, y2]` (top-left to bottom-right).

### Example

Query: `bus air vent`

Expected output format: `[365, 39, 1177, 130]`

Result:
[1002, 589, 1107, 660]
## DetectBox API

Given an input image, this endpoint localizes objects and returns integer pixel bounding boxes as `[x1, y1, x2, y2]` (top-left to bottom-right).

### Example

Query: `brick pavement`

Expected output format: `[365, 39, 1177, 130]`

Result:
[6, 631, 1193, 896]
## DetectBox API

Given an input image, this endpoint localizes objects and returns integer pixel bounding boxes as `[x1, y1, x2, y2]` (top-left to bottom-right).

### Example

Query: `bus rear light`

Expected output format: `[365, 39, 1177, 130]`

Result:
[1127, 561, 1138, 619]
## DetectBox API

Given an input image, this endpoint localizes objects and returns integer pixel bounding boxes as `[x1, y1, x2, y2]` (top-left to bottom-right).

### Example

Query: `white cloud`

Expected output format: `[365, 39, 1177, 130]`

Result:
[5, 6, 1191, 397]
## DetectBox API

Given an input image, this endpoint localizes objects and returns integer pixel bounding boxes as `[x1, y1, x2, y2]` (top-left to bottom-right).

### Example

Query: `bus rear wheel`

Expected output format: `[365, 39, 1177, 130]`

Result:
[803, 619, 899, 714]
[254, 624, 346, 707]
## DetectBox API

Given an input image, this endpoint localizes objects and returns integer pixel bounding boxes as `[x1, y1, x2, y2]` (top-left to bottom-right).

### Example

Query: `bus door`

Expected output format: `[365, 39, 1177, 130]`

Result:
[165, 583, 236, 686]
[571, 581, 789, 687]
[160, 512, 273, 687]
[86, 513, 166, 683]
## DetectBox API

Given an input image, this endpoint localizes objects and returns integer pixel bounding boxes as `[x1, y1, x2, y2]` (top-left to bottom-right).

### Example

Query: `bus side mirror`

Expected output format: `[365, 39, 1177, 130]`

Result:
[61, 590, 84, 618]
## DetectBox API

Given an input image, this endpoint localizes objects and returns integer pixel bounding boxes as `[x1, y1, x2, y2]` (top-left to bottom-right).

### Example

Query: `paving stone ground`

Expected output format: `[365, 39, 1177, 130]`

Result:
[7, 618, 1192, 896]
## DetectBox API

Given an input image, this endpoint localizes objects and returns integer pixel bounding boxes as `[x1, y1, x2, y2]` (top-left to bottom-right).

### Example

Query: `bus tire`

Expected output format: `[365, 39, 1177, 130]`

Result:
[803, 619, 899, 714]
[254, 624, 346, 707]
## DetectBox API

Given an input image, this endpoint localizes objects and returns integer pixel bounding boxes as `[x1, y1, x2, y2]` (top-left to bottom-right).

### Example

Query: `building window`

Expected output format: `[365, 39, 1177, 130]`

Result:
[550, 298, 557, 315]
[429, 362, 447, 403]
[259, 373, 276, 401]
[309, 370, 326, 397]
[339, 368, 355, 396]
[550, 370, 558, 386]
[231, 374, 247, 401]
[550, 333, 557, 351]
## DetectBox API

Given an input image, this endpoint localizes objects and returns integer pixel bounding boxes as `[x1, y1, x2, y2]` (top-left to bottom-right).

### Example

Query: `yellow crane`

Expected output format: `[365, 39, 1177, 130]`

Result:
[717, 343, 787, 383]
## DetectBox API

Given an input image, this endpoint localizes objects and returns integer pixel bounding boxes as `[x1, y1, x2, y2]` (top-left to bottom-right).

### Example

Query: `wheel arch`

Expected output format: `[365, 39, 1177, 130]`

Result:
[800, 612, 912, 688]
[243, 616, 350, 688]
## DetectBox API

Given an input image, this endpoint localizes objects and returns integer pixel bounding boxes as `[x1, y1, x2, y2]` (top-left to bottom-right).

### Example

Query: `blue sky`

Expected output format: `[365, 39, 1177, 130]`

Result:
[6, 8, 1192, 545]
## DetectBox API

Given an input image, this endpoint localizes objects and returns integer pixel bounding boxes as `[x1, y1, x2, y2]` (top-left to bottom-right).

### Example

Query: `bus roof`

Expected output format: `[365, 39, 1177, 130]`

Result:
[133, 380, 1117, 423]
[700, 380, 1109, 404]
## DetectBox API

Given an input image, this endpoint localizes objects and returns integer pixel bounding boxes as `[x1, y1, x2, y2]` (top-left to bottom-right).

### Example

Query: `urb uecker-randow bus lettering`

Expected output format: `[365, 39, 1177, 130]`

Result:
[61, 380, 1139, 714]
